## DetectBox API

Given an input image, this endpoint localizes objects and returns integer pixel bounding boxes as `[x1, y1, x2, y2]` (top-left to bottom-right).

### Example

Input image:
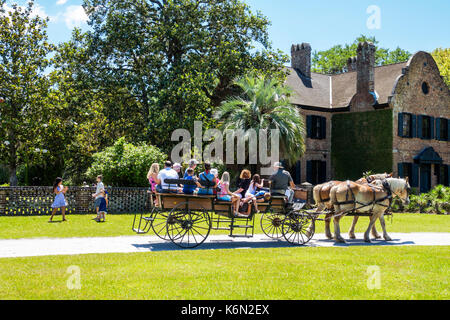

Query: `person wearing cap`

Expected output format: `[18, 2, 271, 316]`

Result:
[184, 159, 199, 179]
[269, 162, 296, 203]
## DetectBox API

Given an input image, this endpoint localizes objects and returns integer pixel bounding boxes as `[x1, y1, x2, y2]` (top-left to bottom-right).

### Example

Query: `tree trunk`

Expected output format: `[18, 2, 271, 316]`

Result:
[9, 166, 18, 186]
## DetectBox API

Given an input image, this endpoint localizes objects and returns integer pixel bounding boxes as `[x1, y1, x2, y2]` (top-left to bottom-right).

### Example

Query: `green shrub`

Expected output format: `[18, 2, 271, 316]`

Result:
[85, 137, 167, 187]
[392, 185, 450, 214]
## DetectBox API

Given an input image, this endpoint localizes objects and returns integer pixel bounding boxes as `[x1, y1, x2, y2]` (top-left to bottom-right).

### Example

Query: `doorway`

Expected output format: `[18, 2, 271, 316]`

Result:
[419, 164, 431, 193]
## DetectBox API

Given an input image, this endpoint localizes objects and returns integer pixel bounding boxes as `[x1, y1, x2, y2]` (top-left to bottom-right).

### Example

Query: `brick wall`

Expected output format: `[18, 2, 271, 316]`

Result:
[391, 51, 450, 188]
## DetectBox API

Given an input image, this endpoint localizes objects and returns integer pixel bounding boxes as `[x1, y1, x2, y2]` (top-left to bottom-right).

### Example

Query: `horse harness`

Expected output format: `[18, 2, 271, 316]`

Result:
[334, 179, 393, 217]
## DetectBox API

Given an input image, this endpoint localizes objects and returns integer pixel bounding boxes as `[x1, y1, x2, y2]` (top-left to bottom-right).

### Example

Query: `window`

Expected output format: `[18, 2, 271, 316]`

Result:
[307, 160, 326, 185]
[398, 113, 416, 138]
[307, 115, 326, 140]
[421, 116, 433, 139]
[422, 82, 429, 95]
[402, 113, 412, 138]
[437, 165, 449, 186]
[437, 118, 449, 141]
[403, 163, 412, 181]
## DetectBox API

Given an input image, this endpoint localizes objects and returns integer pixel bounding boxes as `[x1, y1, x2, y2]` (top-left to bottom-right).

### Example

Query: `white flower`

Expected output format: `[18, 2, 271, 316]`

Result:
[4, 141, 10, 146]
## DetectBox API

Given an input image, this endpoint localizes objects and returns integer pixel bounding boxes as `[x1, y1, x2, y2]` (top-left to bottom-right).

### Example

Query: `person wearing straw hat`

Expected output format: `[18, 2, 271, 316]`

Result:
[269, 162, 296, 203]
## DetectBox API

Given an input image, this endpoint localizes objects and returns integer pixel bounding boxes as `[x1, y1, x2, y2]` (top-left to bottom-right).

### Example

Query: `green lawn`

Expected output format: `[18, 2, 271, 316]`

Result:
[0, 213, 448, 240]
[0, 246, 448, 299]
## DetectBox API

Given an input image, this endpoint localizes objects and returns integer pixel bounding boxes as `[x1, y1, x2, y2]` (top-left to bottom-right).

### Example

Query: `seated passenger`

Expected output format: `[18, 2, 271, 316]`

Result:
[217, 172, 240, 216]
[232, 169, 252, 200]
[242, 174, 265, 213]
[156, 161, 180, 193]
[269, 162, 296, 203]
[183, 168, 201, 195]
[197, 163, 218, 195]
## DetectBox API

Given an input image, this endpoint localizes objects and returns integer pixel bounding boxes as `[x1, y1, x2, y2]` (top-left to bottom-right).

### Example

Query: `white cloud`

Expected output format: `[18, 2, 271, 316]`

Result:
[2, 2, 49, 20]
[62, 5, 88, 28]
[56, 0, 68, 5]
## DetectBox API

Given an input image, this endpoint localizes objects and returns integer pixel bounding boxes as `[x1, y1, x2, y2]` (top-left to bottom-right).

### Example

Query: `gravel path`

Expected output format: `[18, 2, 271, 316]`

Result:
[0, 233, 449, 258]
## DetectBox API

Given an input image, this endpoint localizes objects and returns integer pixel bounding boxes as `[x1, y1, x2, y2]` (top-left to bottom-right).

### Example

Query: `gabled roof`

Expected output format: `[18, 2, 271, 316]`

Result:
[285, 62, 407, 109]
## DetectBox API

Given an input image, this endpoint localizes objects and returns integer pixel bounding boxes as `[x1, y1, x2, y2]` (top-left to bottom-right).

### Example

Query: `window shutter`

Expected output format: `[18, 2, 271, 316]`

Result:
[398, 113, 404, 137]
[417, 115, 423, 139]
[436, 118, 441, 141]
[448, 119, 450, 142]
[446, 165, 450, 187]
[320, 161, 327, 183]
[430, 116, 435, 140]
[411, 163, 419, 188]
[306, 161, 312, 184]
[306, 116, 312, 138]
[411, 115, 417, 138]
[398, 163, 404, 178]
[295, 161, 301, 184]
[321, 117, 326, 139]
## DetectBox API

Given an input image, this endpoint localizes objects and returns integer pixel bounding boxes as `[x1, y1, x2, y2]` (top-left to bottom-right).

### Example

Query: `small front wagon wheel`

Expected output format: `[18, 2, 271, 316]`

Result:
[260, 210, 284, 239]
[282, 213, 315, 245]
[167, 202, 211, 249]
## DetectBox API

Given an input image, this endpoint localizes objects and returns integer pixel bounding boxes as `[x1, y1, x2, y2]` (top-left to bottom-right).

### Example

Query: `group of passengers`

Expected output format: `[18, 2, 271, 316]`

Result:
[146, 159, 295, 218]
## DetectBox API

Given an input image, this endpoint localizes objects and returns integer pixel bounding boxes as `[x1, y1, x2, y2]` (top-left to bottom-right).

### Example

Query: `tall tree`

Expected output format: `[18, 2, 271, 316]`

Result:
[0, 0, 54, 185]
[432, 48, 450, 88]
[214, 74, 305, 166]
[312, 35, 411, 74]
[72, 0, 288, 152]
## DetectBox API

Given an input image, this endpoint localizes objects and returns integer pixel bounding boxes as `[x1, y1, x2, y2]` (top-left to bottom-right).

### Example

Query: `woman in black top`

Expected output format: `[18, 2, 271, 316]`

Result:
[233, 169, 252, 199]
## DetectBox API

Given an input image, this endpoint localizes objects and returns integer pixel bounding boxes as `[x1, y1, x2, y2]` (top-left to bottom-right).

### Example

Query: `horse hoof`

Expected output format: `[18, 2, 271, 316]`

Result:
[349, 234, 356, 239]
[373, 235, 382, 239]
[364, 239, 372, 243]
[335, 238, 346, 244]
[384, 237, 392, 241]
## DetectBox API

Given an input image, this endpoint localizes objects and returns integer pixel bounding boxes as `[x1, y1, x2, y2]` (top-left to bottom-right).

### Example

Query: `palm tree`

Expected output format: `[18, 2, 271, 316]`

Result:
[214, 74, 305, 167]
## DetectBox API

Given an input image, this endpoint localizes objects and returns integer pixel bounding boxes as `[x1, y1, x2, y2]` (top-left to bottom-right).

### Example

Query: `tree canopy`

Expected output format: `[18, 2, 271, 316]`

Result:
[312, 35, 411, 74]
[432, 48, 450, 88]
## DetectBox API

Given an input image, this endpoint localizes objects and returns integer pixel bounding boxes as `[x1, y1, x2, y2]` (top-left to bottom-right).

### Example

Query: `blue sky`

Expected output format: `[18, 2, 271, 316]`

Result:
[5, 0, 450, 54]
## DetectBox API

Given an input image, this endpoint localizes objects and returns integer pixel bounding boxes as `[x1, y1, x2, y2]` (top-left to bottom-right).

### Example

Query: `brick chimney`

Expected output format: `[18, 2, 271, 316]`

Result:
[291, 43, 311, 79]
[356, 42, 375, 94]
[347, 57, 357, 72]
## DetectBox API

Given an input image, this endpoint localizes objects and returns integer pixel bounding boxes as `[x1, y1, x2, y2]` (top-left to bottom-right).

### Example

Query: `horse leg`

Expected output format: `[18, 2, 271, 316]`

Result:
[364, 213, 379, 243]
[371, 223, 382, 239]
[306, 219, 315, 238]
[333, 215, 346, 243]
[379, 214, 392, 241]
[324, 213, 333, 239]
[348, 216, 358, 239]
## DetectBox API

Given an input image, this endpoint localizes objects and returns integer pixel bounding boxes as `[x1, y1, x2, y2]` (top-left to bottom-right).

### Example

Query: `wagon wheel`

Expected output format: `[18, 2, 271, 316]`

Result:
[282, 213, 315, 245]
[260, 209, 284, 239]
[150, 207, 171, 241]
[166, 202, 212, 249]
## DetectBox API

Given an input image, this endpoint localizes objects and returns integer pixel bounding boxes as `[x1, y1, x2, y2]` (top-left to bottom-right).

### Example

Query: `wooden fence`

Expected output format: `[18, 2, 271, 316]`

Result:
[0, 186, 151, 216]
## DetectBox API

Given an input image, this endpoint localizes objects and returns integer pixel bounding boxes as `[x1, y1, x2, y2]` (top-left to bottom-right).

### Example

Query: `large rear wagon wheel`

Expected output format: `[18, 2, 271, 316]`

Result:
[282, 213, 315, 245]
[260, 210, 284, 239]
[166, 202, 211, 249]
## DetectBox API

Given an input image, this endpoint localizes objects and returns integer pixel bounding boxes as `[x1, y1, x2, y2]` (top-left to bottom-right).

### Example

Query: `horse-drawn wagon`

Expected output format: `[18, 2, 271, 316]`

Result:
[132, 176, 411, 248]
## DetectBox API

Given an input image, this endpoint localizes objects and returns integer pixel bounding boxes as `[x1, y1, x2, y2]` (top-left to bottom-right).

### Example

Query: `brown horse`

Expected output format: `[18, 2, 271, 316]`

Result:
[330, 178, 410, 243]
[311, 173, 392, 240]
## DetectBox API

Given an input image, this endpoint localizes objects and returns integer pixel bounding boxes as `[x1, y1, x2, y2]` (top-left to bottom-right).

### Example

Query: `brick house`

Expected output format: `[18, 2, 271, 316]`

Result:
[284, 42, 450, 193]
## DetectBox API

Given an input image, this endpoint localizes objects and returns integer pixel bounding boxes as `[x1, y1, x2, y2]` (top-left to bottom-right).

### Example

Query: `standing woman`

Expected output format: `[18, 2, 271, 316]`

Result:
[49, 177, 68, 222]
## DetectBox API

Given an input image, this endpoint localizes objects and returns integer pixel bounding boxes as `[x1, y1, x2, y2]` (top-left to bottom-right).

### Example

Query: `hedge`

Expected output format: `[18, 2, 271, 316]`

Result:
[331, 109, 393, 180]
